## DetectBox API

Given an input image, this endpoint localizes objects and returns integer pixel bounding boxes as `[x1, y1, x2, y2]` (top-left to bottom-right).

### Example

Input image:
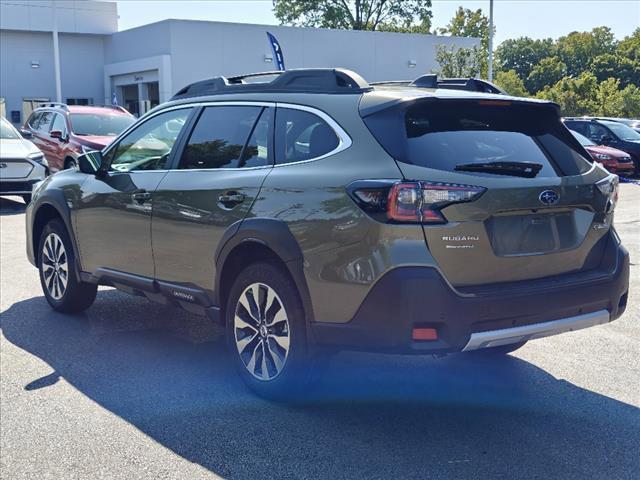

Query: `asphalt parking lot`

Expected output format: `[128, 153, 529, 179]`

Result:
[1, 185, 638, 480]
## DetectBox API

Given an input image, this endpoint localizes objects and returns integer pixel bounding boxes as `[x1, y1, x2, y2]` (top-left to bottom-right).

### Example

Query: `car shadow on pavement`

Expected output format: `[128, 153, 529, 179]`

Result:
[1, 290, 639, 479]
[0, 197, 27, 216]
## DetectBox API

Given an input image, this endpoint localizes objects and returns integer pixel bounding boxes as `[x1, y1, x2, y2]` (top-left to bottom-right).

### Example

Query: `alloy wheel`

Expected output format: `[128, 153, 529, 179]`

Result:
[234, 282, 291, 381]
[41, 233, 68, 300]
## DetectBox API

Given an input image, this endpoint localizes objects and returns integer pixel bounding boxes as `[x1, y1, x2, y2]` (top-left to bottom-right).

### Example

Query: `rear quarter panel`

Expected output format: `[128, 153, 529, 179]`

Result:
[250, 96, 434, 323]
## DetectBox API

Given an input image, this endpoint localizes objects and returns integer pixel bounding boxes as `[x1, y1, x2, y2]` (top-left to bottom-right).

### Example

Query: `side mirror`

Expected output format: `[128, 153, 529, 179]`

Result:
[78, 151, 104, 175]
[50, 130, 65, 141]
[19, 129, 32, 139]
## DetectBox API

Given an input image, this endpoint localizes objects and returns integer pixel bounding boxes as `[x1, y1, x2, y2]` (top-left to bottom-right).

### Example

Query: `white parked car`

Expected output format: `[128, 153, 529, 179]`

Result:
[0, 116, 48, 203]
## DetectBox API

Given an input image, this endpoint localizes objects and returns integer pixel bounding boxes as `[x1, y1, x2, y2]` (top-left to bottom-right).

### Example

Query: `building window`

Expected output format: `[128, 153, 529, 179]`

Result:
[66, 98, 93, 106]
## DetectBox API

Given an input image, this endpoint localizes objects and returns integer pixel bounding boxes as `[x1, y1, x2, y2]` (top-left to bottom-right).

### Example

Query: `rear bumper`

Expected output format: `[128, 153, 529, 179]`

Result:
[311, 238, 629, 354]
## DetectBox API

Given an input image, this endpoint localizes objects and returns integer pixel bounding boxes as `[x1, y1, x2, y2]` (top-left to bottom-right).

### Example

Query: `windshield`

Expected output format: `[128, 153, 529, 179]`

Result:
[571, 130, 595, 147]
[363, 100, 592, 178]
[70, 113, 134, 137]
[605, 122, 640, 141]
[0, 118, 21, 140]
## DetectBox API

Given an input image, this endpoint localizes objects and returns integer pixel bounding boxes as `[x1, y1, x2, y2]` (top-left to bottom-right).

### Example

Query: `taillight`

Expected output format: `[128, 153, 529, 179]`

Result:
[596, 174, 619, 213]
[348, 180, 485, 224]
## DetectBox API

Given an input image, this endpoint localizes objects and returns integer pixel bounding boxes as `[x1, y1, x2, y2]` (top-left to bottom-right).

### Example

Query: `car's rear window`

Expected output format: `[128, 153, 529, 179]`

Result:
[363, 100, 592, 178]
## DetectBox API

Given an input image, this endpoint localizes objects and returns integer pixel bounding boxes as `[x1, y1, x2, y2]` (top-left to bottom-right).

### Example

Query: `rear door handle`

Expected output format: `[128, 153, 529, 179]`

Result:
[218, 192, 246, 207]
[131, 190, 151, 203]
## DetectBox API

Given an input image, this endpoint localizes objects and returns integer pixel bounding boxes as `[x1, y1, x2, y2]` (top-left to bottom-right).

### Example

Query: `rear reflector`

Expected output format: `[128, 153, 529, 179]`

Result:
[412, 327, 438, 341]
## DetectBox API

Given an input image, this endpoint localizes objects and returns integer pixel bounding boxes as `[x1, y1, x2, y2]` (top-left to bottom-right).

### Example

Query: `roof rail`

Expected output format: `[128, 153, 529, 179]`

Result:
[38, 102, 69, 110]
[172, 68, 372, 100]
[91, 105, 132, 114]
[372, 74, 506, 95]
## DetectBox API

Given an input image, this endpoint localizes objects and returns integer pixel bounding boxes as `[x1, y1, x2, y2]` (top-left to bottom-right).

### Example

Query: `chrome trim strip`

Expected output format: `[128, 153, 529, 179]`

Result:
[103, 101, 351, 172]
[461, 309, 610, 351]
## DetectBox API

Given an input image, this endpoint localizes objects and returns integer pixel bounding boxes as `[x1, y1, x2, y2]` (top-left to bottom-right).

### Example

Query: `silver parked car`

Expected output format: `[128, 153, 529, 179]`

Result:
[0, 116, 48, 203]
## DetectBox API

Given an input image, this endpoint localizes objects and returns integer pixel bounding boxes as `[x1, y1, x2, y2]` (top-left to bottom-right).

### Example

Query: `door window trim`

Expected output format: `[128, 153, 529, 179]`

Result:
[102, 101, 352, 173]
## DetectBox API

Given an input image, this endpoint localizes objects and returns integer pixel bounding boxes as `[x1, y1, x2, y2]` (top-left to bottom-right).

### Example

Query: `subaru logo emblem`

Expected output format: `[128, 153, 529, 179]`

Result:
[539, 190, 559, 206]
[0, 163, 7, 169]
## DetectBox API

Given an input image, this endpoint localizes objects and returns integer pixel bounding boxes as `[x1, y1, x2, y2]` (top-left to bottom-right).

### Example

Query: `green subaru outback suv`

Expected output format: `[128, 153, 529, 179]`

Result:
[26, 69, 629, 398]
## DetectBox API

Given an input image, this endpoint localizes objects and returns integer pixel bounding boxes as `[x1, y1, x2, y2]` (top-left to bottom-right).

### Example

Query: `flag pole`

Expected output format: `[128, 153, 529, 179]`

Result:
[488, 0, 494, 81]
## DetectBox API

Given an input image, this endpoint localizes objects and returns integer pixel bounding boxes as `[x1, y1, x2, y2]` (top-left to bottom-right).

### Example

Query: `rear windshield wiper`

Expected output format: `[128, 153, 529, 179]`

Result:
[454, 161, 543, 178]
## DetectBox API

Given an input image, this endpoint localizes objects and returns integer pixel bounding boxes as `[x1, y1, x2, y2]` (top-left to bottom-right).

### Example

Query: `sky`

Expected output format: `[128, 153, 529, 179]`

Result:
[115, 0, 640, 46]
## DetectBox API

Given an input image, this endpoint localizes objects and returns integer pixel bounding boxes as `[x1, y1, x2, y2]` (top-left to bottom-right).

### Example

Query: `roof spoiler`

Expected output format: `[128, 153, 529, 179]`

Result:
[371, 74, 507, 94]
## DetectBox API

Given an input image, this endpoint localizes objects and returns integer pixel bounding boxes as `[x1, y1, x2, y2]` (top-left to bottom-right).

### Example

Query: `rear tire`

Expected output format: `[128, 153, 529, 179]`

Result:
[466, 341, 527, 356]
[38, 219, 97, 313]
[225, 261, 317, 401]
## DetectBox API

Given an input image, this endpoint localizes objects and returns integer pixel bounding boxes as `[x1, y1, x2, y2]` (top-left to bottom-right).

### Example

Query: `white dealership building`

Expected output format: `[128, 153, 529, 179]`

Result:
[0, 0, 479, 123]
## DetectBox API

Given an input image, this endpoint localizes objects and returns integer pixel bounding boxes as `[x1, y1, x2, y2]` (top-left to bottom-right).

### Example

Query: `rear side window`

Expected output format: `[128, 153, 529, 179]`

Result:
[274, 108, 339, 164]
[180, 106, 267, 169]
[364, 101, 592, 178]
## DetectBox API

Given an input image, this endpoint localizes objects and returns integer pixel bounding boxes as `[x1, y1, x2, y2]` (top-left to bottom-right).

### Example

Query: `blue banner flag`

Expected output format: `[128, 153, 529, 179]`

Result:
[266, 32, 285, 71]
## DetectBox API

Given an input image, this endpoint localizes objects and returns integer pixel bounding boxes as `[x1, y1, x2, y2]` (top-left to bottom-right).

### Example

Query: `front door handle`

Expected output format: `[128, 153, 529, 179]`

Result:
[218, 192, 246, 207]
[131, 190, 151, 203]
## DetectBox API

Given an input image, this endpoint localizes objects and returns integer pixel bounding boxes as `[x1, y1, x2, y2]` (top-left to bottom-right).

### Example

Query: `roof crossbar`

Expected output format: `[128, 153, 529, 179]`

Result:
[38, 102, 69, 110]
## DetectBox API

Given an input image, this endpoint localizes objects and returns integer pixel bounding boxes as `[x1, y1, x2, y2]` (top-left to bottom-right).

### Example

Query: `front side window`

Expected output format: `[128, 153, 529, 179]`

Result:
[586, 124, 610, 143]
[180, 106, 267, 169]
[28, 112, 42, 129]
[50, 114, 67, 135]
[274, 108, 340, 164]
[37, 112, 54, 132]
[108, 108, 192, 172]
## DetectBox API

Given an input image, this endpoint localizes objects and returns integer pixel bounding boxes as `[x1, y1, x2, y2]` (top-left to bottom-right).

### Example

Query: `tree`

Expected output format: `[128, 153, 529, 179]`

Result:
[556, 27, 617, 77]
[525, 56, 567, 94]
[619, 84, 640, 117]
[435, 44, 482, 78]
[590, 54, 640, 89]
[495, 37, 556, 81]
[438, 7, 491, 77]
[617, 28, 640, 61]
[535, 73, 598, 116]
[494, 70, 528, 97]
[272, 0, 433, 32]
[593, 78, 625, 117]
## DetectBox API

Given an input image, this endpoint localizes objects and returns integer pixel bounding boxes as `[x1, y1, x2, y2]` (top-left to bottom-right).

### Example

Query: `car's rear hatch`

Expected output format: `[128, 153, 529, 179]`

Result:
[362, 96, 616, 287]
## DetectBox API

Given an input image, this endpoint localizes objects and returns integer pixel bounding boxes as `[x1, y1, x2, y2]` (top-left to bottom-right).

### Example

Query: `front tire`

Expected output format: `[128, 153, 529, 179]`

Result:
[38, 219, 97, 313]
[226, 262, 315, 400]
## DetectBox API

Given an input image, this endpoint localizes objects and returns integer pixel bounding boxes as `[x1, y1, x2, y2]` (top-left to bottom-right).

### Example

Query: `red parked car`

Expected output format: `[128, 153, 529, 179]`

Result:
[570, 130, 635, 176]
[21, 103, 135, 173]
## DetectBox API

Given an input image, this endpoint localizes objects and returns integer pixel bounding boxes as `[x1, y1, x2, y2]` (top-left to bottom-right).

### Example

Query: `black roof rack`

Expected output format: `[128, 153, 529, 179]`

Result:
[172, 68, 372, 100]
[372, 74, 506, 95]
[38, 102, 69, 110]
